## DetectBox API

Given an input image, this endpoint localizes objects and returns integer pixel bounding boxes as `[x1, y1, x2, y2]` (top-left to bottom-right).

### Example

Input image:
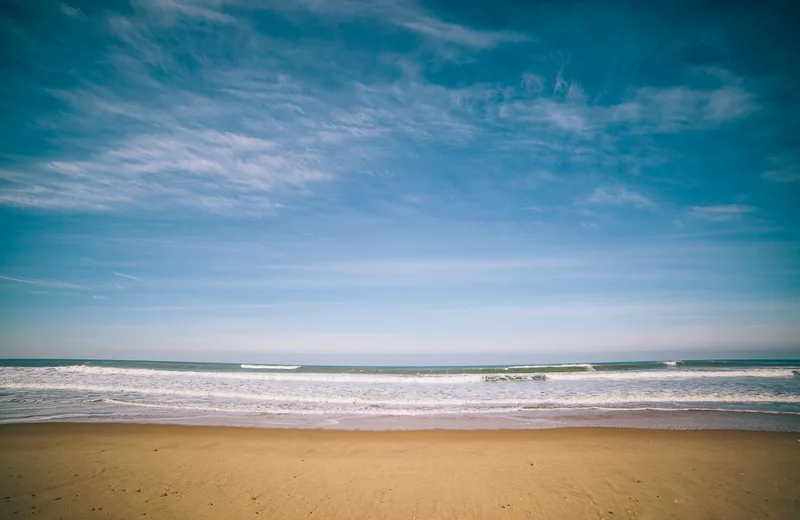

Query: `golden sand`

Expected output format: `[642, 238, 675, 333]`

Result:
[1, 423, 798, 519]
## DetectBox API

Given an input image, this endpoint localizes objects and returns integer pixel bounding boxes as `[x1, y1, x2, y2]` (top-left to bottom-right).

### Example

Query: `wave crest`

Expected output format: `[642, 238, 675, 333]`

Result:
[241, 364, 300, 370]
[508, 364, 595, 372]
[484, 374, 548, 382]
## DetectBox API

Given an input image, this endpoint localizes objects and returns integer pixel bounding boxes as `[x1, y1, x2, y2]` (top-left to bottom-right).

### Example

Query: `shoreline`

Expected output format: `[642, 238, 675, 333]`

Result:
[4, 405, 800, 432]
[2, 423, 798, 519]
[1, 419, 799, 434]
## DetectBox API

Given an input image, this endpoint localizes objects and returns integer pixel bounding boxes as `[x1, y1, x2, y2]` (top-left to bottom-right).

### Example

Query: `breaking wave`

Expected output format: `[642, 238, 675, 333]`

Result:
[1, 360, 798, 428]
[24, 364, 800, 383]
[241, 364, 301, 370]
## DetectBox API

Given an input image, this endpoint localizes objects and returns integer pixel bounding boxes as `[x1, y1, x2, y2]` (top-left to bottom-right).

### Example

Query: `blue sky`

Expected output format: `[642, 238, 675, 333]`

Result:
[1, 0, 798, 364]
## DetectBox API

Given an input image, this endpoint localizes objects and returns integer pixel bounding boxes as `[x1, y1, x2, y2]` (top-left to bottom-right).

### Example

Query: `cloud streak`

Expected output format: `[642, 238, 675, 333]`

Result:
[587, 186, 655, 208]
[258, 0, 531, 48]
[688, 205, 757, 222]
[113, 272, 143, 281]
[762, 168, 800, 183]
[761, 154, 800, 183]
[610, 85, 759, 133]
[399, 16, 529, 48]
[139, 0, 531, 48]
[0, 275, 83, 289]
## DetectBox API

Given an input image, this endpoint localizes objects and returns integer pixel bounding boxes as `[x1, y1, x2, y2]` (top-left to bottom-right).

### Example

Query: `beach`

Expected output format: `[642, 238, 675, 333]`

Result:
[1, 424, 798, 519]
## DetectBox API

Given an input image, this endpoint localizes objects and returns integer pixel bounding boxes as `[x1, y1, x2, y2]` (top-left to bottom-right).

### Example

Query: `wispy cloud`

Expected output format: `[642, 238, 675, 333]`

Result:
[113, 271, 143, 281]
[762, 167, 800, 183]
[761, 155, 800, 183]
[498, 68, 759, 139]
[142, 0, 530, 48]
[3, 88, 340, 213]
[92, 294, 107, 300]
[146, 0, 237, 24]
[610, 84, 759, 133]
[60, 3, 83, 18]
[587, 186, 655, 208]
[0, 275, 83, 289]
[688, 204, 757, 222]
[17, 126, 331, 213]
[399, 16, 529, 48]
[263, 0, 530, 48]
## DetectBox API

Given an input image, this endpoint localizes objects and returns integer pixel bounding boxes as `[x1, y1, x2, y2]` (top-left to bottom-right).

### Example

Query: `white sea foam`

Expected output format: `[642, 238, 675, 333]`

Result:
[82, 401, 793, 419]
[100, 399, 530, 416]
[241, 364, 301, 370]
[2, 363, 798, 426]
[484, 374, 548, 382]
[575, 407, 800, 416]
[3, 382, 798, 407]
[45, 365, 481, 384]
[547, 368, 797, 381]
[662, 361, 682, 367]
[4, 365, 799, 385]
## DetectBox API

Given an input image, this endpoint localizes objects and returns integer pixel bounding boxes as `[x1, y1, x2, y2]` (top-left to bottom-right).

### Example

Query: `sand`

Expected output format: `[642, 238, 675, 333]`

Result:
[1, 424, 798, 519]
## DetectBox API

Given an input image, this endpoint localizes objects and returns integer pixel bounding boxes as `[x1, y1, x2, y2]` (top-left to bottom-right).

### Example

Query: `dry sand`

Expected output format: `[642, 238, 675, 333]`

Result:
[1, 423, 798, 519]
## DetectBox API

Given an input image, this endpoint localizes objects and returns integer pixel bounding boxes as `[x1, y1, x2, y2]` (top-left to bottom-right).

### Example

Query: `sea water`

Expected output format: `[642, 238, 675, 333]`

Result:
[1, 359, 798, 431]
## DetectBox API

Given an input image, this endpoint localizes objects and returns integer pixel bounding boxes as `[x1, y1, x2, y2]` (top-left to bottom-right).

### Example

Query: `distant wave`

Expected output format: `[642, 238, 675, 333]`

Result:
[10, 365, 798, 384]
[44, 365, 480, 384]
[241, 364, 300, 370]
[509, 364, 596, 371]
[662, 361, 683, 367]
[547, 368, 797, 381]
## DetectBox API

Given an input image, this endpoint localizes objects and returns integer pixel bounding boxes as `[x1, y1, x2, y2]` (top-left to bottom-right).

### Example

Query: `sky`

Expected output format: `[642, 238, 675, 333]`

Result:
[1, 0, 798, 365]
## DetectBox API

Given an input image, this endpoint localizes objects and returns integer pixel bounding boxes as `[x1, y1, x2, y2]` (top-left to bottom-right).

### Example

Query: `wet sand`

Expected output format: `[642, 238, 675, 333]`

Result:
[1, 423, 798, 519]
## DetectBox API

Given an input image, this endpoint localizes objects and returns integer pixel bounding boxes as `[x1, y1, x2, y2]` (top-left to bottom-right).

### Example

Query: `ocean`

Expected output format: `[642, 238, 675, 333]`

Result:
[1, 358, 799, 431]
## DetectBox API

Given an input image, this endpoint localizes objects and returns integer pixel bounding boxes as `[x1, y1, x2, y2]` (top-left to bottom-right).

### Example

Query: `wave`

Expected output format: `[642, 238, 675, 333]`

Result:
[240, 364, 301, 370]
[99, 399, 800, 417]
[508, 364, 596, 372]
[547, 368, 798, 381]
[41, 365, 481, 384]
[23, 364, 799, 384]
[483, 374, 548, 382]
[662, 361, 682, 367]
[4, 382, 799, 407]
[100, 399, 529, 416]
